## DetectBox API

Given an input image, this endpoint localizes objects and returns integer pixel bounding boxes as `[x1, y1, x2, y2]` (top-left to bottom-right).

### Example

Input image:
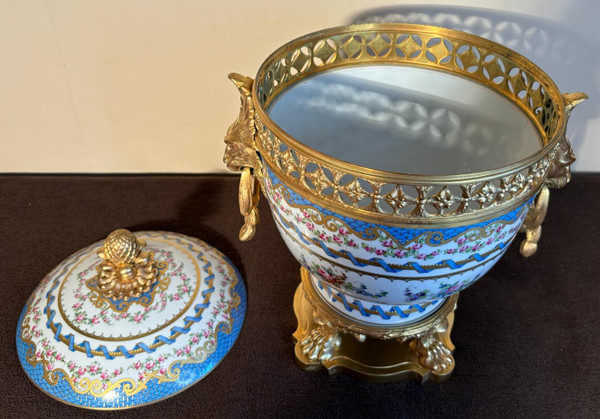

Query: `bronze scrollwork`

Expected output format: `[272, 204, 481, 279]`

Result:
[519, 186, 550, 257]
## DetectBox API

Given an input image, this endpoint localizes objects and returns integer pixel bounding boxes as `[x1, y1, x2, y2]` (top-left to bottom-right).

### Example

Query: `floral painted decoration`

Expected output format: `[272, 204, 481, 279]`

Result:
[16, 231, 247, 409]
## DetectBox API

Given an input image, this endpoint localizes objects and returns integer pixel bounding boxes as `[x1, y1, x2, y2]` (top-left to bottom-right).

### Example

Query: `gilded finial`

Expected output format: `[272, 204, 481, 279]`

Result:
[96, 229, 158, 301]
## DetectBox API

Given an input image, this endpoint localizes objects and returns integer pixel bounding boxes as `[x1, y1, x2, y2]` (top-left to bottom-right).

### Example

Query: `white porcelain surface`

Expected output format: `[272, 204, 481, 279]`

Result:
[267, 65, 542, 175]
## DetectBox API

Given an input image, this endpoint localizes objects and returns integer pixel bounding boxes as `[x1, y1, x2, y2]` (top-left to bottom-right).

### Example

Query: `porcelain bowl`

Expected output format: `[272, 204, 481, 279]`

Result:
[224, 24, 585, 325]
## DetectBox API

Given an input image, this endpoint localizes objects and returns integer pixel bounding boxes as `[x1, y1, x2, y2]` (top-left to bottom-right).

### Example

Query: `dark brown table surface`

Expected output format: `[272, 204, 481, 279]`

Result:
[1, 174, 599, 418]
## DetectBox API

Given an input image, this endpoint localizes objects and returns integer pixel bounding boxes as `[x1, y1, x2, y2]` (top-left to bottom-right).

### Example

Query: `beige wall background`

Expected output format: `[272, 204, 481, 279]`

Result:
[1, 0, 598, 173]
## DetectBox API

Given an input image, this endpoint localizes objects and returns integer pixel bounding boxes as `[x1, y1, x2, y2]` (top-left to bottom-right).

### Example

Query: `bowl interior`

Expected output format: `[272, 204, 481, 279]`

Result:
[267, 64, 542, 176]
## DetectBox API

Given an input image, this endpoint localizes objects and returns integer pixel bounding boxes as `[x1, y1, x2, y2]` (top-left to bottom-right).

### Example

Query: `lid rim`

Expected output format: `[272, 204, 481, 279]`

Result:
[16, 231, 247, 410]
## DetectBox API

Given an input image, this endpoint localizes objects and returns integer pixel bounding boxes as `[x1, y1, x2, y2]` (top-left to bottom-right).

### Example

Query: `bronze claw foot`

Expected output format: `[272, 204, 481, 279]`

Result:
[409, 320, 455, 376]
[299, 324, 341, 362]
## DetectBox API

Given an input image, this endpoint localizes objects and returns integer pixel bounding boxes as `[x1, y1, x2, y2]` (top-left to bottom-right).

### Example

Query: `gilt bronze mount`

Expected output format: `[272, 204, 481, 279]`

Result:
[293, 267, 457, 382]
[223, 23, 587, 381]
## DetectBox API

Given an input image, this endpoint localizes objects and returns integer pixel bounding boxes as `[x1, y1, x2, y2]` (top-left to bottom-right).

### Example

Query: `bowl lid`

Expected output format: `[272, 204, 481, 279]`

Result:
[16, 230, 246, 410]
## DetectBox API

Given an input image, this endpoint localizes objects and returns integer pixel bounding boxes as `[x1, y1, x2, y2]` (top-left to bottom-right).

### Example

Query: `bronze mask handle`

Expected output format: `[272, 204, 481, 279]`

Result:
[520, 92, 588, 257]
[224, 73, 263, 241]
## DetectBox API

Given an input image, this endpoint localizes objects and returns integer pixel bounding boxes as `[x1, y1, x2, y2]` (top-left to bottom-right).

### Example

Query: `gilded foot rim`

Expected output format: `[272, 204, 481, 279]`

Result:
[292, 268, 457, 383]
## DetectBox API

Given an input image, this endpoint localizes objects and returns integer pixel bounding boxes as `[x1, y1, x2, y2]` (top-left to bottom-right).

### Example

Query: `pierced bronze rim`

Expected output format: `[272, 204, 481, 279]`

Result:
[253, 23, 565, 183]
[250, 23, 565, 225]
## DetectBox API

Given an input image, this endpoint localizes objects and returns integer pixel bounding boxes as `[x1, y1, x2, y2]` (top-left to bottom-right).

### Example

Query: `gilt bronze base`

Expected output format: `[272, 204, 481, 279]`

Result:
[293, 267, 458, 383]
